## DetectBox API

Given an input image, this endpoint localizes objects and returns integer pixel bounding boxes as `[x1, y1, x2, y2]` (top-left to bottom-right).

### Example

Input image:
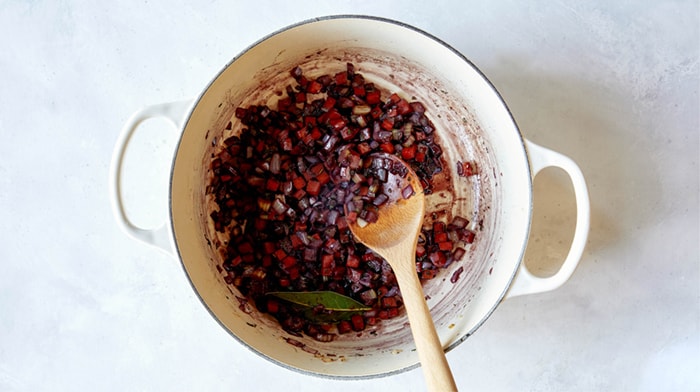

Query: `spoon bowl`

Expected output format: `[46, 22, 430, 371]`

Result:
[346, 155, 425, 249]
[345, 153, 458, 392]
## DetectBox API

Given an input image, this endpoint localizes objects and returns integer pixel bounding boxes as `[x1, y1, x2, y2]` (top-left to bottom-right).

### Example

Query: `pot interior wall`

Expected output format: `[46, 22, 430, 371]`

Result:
[170, 17, 532, 377]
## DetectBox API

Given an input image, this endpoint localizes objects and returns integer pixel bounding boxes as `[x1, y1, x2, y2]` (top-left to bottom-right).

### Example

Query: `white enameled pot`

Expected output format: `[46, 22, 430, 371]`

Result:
[110, 16, 589, 378]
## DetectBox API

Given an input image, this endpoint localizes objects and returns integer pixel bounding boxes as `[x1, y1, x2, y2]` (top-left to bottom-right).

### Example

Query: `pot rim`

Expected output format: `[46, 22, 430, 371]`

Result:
[168, 14, 533, 379]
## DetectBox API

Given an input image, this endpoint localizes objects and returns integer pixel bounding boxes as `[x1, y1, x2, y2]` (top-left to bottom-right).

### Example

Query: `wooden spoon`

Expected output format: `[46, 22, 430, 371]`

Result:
[345, 153, 458, 392]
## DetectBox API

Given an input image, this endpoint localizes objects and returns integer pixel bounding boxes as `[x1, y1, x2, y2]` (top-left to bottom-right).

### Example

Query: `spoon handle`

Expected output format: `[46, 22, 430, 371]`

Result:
[392, 254, 458, 392]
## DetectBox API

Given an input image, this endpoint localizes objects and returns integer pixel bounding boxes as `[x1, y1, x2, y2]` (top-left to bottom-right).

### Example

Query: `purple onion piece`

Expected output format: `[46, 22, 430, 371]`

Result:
[450, 266, 464, 284]
[327, 209, 339, 225]
[450, 216, 469, 229]
[401, 184, 415, 199]
[376, 168, 388, 182]
[270, 153, 281, 174]
[453, 247, 466, 261]
[372, 193, 389, 206]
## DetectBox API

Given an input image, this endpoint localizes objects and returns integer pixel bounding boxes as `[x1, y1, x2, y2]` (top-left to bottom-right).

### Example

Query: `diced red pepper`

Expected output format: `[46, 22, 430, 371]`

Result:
[307, 80, 322, 94]
[263, 242, 277, 254]
[334, 71, 348, 85]
[457, 160, 478, 177]
[357, 185, 369, 197]
[357, 142, 372, 155]
[238, 241, 254, 254]
[316, 170, 330, 185]
[304, 116, 317, 126]
[396, 98, 411, 115]
[267, 298, 279, 313]
[278, 278, 291, 287]
[322, 97, 336, 111]
[346, 254, 360, 268]
[295, 128, 308, 142]
[234, 107, 248, 119]
[361, 253, 376, 263]
[380, 118, 394, 131]
[321, 254, 334, 276]
[351, 314, 365, 331]
[365, 90, 381, 105]
[290, 233, 304, 249]
[310, 163, 324, 176]
[336, 216, 348, 230]
[376, 286, 388, 297]
[338, 320, 352, 334]
[292, 175, 306, 189]
[266, 178, 280, 192]
[464, 161, 477, 177]
[242, 254, 255, 264]
[262, 255, 273, 267]
[421, 269, 437, 280]
[277, 97, 292, 112]
[229, 255, 243, 267]
[401, 144, 417, 160]
[329, 117, 346, 131]
[254, 217, 267, 231]
[438, 241, 453, 251]
[287, 266, 300, 280]
[379, 142, 395, 154]
[415, 146, 427, 162]
[333, 266, 346, 280]
[282, 255, 297, 269]
[382, 297, 398, 308]
[309, 127, 323, 141]
[273, 248, 287, 260]
[306, 179, 321, 196]
[353, 86, 366, 97]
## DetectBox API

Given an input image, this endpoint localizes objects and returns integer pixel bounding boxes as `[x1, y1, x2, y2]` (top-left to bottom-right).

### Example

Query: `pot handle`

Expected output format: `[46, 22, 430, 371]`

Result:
[505, 140, 590, 298]
[109, 100, 192, 254]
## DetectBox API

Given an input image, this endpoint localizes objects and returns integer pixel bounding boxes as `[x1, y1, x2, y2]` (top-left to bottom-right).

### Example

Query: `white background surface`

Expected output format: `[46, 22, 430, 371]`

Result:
[1, 1, 698, 391]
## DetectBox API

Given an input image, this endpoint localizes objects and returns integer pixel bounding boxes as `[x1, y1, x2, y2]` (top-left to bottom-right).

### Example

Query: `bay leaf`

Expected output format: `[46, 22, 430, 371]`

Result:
[267, 291, 371, 323]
